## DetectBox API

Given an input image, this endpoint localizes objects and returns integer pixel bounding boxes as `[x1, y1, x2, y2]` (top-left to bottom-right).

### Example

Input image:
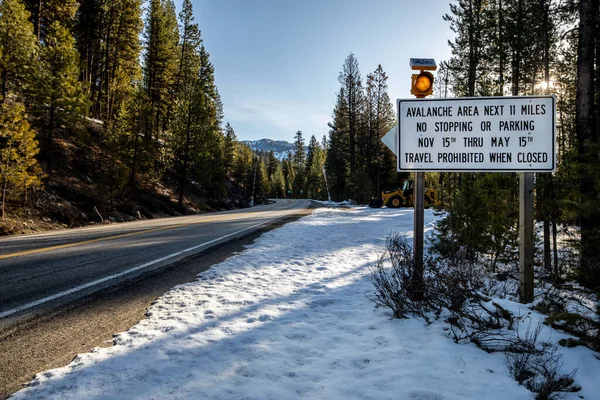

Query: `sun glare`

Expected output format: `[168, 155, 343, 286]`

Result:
[535, 80, 555, 90]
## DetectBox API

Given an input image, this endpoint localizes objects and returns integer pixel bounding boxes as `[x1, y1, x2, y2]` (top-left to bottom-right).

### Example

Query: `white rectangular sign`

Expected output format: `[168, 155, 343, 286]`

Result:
[397, 96, 556, 172]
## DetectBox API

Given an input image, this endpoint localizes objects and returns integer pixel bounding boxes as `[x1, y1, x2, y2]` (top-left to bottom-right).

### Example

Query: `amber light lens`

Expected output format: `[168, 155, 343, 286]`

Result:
[415, 74, 433, 92]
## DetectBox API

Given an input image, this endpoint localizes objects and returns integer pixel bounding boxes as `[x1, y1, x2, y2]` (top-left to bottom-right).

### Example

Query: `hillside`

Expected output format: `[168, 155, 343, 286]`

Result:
[0, 133, 251, 236]
[243, 139, 294, 160]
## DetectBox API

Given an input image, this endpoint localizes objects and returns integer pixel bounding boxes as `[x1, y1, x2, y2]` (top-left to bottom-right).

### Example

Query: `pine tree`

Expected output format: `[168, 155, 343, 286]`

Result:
[338, 53, 364, 178]
[23, 0, 78, 42]
[266, 150, 278, 178]
[0, 0, 38, 102]
[326, 53, 376, 202]
[190, 45, 225, 198]
[223, 122, 237, 175]
[444, 0, 489, 97]
[233, 143, 253, 189]
[326, 89, 349, 201]
[0, 102, 43, 218]
[305, 135, 326, 199]
[109, 82, 153, 191]
[143, 0, 179, 142]
[365, 64, 396, 194]
[170, 0, 202, 204]
[31, 21, 88, 173]
[255, 158, 270, 204]
[86, 0, 143, 123]
[282, 157, 294, 197]
[75, 0, 103, 94]
[270, 164, 285, 199]
[292, 130, 306, 197]
[174, 0, 199, 94]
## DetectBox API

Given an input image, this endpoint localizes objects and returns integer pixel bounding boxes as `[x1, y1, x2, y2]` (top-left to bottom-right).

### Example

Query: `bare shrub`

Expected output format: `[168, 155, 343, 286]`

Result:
[370, 233, 582, 398]
[431, 258, 517, 345]
[505, 321, 580, 399]
[369, 234, 441, 323]
[370, 234, 513, 332]
[534, 285, 567, 315]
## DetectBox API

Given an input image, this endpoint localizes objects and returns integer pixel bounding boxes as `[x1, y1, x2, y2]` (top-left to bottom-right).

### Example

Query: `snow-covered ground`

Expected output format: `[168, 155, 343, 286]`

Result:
[12, 207, 599, 399]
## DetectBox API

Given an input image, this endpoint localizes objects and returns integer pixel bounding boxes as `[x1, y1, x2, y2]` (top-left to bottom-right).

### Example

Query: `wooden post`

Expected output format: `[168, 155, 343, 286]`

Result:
[412, 171, 425, 299]
[519, 172, 534, 303]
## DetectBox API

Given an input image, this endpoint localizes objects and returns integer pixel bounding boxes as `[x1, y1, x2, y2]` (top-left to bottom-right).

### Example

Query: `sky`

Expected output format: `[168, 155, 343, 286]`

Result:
[181, 0, 455, 143]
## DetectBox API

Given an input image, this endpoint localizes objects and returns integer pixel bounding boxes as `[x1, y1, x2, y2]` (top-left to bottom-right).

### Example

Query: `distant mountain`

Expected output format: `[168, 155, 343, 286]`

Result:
[243, 139, 294, 160]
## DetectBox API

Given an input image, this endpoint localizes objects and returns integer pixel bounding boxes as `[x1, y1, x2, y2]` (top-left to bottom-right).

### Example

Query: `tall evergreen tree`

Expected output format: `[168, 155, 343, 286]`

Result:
[0, 0, 38, 103]
[223, 122, 237, 175]
[31, 21, 87, 173]
[266, 150, 278, 178]
[190, 45, 226, 197]
[233, 142, 253, 190]
[23, 0, 78, 42]
[82, 0, 143, 123]
[110, 82, 153, 191]
[305, 135, 326, 199]
[326, 90, 349, 201]
[170, 0, 202, 204]
[365, 64, 396, 194]
[143, 0, 179, 142]
[338, 53, 364, 177]
[270, 163, 285, 198]
[292, 130, 306, 197]
[444, 0, 488, 97]
[282, 157, 294, 197]
[0, 102, 43, 218]
[75, 0, 103, 95]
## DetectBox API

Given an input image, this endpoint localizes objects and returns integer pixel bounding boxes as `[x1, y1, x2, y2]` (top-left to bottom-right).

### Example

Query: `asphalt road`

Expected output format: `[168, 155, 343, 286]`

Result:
[0, 203, 315, 399]
[0, 199, 311, 323]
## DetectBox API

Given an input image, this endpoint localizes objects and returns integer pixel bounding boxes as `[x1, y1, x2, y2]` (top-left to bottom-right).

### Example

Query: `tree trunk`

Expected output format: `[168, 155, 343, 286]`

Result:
[129, 127, 139, 191]
[36, 0, 42, 41]
[512, 0, 523, 96]
[178, 100, 194, 205]
[596, 0, 600, 142]
[497, 0, 505, 96]
[103, 5, 114, 122]
[541, 0, 552, 272]
[552, 218, 559, 278]
[1, 180, 7, 219]
[1, 69, 7, 103]
[467, 0, 476, 97]
[576, 0, 599, 287]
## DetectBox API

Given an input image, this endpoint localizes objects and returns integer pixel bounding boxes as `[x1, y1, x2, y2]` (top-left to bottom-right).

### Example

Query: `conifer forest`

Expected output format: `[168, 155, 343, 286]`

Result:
[0, 0, 599, 297]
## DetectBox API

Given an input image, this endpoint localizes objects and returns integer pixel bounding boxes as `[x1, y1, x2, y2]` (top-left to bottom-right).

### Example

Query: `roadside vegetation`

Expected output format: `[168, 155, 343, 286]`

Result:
[367, 1, 599, 399]
[0, 0, 277, 235]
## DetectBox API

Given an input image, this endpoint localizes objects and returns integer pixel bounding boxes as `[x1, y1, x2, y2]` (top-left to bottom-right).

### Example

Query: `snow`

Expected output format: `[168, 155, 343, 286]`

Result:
[11, 207, 598, 399]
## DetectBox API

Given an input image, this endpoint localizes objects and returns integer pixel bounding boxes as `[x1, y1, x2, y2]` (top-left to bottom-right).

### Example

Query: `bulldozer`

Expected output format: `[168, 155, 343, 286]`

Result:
[369, 180, 441, 208]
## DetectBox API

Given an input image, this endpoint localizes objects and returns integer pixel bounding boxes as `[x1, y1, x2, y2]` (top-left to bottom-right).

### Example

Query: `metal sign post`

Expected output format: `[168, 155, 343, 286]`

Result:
[519, 172, 534, 303]
[407, 58, 437, 300]
[412, 171, 425, 299]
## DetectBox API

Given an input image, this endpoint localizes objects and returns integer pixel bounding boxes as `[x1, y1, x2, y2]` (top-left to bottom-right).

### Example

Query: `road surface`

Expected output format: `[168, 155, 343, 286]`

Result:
[0, 199, 311, 323]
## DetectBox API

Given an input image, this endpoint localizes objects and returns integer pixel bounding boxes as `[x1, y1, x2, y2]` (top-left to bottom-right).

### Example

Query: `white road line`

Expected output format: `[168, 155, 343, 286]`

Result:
[0, 206, 305, 319]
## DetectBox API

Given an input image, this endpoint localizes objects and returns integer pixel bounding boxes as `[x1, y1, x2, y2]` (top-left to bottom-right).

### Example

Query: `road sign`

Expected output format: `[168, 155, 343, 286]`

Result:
[381, 125, 397, 155]
[397, 96, 556, 172]
[409, 58, 437, 70]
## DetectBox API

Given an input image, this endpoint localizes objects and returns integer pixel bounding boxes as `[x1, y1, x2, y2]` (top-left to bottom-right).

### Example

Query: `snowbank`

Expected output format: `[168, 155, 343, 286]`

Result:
[14, 207, 591, 399]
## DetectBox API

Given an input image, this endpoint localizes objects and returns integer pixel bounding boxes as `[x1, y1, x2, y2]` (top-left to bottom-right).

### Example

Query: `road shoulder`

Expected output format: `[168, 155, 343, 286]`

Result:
[0, 208, 313, 399]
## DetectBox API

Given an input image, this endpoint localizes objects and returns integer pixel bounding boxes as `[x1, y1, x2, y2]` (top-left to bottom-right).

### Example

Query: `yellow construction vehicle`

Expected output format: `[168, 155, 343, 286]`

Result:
[369, 180, 441, 208]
